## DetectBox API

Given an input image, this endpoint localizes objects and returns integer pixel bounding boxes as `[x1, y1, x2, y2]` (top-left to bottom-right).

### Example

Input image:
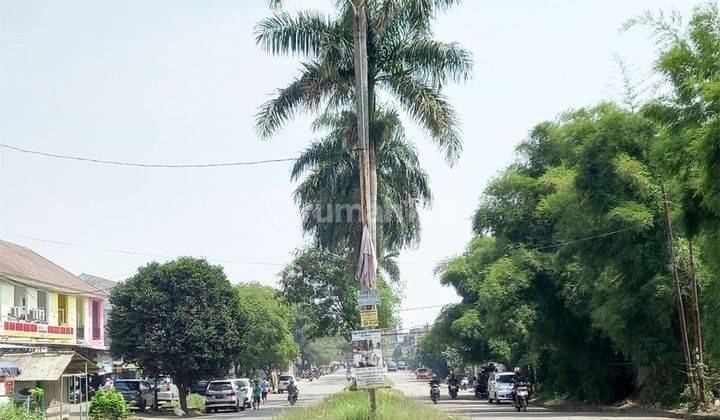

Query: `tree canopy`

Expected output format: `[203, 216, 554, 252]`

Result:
[108, 257, 241, 411]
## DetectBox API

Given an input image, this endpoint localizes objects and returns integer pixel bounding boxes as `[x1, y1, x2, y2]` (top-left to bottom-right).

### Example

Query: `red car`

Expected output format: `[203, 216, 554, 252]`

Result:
[415, 368, 430, 380]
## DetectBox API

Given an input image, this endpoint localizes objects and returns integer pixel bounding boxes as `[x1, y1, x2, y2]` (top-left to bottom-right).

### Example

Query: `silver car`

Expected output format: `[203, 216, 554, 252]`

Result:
[487, 372, 517, 403]
[277, 374, 295, 393]
[204, 380, 245, 413]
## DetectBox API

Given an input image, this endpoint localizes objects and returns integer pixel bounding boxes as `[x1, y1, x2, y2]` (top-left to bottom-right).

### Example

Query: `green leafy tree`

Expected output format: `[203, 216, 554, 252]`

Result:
[108, 257, 241, 412]
[233, 283, 299, 376]
[280, 246, 400, 340]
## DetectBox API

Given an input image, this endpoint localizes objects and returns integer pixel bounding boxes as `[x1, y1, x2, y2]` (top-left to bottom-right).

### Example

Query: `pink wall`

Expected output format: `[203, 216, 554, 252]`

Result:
[85, 298, 105, 348]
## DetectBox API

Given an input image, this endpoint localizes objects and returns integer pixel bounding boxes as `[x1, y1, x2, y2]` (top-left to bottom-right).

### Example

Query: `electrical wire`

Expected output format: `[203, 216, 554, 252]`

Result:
[0, 143, 297, 168]
[0, 232, 284, 267]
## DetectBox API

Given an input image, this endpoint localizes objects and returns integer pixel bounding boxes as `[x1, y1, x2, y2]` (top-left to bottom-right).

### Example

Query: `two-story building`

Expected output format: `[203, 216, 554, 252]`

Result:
[0, 239, 107, 354]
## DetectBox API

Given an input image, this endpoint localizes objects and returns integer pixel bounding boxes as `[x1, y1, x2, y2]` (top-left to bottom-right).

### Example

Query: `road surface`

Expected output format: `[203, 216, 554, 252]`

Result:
[136, 371, 347, 419]
[388, 370, 673, 419]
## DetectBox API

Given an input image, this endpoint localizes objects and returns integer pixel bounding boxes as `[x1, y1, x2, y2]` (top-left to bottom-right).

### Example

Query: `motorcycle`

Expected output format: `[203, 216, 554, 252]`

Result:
[287, 387, 299, 405]
[512, 383, 529, 412]
[449, 384, 459, 399]
[430, 383, 441, 404]
[474, 379, 488, 399]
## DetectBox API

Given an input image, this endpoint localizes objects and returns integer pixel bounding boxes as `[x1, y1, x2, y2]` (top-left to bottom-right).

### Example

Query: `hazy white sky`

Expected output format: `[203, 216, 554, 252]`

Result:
[0, 0, 701, 329]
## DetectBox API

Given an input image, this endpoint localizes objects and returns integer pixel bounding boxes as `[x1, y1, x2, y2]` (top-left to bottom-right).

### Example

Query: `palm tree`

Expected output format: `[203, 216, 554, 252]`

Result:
[292, 106, 431, 268]
[255, 0, 471, 246]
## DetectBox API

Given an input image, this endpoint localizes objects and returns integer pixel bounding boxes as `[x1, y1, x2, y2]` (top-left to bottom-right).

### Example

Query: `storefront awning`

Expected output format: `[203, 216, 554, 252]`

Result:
[0, 352, 98, 381]
[0, 362, 21, 377]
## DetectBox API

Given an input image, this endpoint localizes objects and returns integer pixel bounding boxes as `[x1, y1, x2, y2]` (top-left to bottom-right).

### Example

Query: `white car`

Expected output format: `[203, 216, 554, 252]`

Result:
[277, 374, 295, 393]
[487, 372, 517, 403]
[233, 378, 252, 408]
[204, 380, 245, 413]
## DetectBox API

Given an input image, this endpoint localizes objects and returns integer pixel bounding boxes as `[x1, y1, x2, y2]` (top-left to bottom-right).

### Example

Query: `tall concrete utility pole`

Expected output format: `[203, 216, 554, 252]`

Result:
[350, 0, 378, 413]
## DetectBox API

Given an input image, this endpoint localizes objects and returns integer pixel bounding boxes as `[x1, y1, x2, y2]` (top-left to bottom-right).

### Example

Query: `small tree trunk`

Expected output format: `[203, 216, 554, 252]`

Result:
[179, 385, 188, 413]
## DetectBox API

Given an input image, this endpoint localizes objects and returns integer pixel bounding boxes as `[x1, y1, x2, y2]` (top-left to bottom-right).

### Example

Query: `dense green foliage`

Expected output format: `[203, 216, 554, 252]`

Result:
[276, 388, 451, 420]
[233, 282, 299, 375]
[108, 257, 241, 411]
[280, 246, 400, 340]
[0, 403, 44, 420]
[418, 4, 719, 405]
[89, 389, 130, 420]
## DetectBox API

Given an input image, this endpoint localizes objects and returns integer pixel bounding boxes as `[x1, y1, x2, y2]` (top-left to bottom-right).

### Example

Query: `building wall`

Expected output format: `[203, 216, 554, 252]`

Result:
[0, 283, 13, 321]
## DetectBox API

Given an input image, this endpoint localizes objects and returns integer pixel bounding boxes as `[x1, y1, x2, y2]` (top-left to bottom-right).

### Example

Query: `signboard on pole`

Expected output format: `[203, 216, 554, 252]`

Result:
[351, 329, 385, 389]
[358, 288, 381, 306]
[355, 366, 385, 389]
[360, 308, 379, 328]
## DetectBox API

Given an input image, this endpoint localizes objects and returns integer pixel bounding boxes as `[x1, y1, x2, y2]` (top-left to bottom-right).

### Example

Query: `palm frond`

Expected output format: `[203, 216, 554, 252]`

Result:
[390, 39, 473, 87]
[255, 11, 334, 57]
[383, 73, 462, 164]
[255, 61, 352, 138]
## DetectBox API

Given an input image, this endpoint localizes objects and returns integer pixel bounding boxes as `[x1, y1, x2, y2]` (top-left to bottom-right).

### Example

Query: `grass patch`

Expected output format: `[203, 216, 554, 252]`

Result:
[186, 393, 205, 410]
[277, 388, 452, 420]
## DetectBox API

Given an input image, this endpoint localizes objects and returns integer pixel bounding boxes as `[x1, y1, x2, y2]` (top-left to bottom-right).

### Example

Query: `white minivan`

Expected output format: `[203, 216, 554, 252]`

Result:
[487, 372, 517, 403]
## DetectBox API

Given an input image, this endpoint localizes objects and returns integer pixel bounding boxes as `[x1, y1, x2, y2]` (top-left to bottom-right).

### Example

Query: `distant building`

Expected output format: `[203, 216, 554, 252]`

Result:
[78, 273, 117, 348]
[0, 239, 107, 353]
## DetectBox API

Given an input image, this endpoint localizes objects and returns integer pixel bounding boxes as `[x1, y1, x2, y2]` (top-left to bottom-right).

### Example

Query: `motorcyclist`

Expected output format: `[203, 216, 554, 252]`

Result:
[429, 374, 441, 387]
[510, 367, 531, 399]
[286, 378, 298, 395]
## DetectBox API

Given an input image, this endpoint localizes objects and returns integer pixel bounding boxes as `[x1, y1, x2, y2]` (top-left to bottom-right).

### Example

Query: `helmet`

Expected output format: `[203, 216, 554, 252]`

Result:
[431, 374, 437, 379]
[513, 366, 522, 375]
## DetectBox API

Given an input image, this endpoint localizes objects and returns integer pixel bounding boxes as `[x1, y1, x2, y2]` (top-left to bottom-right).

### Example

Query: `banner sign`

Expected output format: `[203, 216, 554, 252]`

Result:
[351, 329, 385, 389]
[360, 308, 379, 327]
[358, 288, 381, 306]
[355, 366, 385, 389]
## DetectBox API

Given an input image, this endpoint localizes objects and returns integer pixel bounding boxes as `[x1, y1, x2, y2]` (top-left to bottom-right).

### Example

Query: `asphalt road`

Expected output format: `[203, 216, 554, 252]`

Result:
[388, 370, 673, 419]
[136, 372, 348, 419]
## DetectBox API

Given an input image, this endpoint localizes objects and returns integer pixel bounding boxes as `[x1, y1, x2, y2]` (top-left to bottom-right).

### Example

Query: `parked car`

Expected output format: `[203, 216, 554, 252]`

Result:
[190, 380, 210, 395]
[397, 361, 406, 370]
[277, 374, 295, 393]
[387, 361, 397, 372]
[487, 372, 517, 403]
[115, 379, 154, 412]
[204, 380, 245, 413]
[415, 368, 430, 380]
[145, 376, 179, 404]
[233, 378, 252, 408]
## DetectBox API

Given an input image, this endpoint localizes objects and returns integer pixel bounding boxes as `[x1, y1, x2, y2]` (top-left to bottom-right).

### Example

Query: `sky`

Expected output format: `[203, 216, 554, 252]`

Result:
[0, 0, 702, 329]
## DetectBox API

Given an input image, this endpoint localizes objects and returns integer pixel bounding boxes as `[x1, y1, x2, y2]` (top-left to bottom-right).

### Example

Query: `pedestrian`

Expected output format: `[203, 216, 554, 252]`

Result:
[252, 380, 262, 410]
[260, 377, 270, 404]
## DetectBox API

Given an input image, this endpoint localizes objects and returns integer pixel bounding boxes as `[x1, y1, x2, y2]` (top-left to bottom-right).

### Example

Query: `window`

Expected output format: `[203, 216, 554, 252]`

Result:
[37, 291, 47, 320]
[91, 300, 101, 340]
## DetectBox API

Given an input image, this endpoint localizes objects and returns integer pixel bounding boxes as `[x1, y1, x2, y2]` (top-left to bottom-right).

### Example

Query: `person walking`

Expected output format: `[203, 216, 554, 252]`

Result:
[252, 380, 262, 410]
[260, 377, 270, 404]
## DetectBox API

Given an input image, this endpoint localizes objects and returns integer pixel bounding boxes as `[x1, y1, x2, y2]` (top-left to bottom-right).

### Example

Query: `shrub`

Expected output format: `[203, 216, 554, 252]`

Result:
[0, 402, 44, 420]
[89, 389, 130, 419]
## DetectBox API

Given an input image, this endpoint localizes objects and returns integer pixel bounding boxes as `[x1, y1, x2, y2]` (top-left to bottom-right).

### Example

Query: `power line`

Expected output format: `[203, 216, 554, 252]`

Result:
[0, 143, 297, 168]
[0, 233, 284, 267]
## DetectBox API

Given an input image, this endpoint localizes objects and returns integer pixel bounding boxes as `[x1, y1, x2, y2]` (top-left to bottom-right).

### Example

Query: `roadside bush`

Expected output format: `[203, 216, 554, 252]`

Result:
[0, 402, 43, 420]
[89, 389, 130, 420]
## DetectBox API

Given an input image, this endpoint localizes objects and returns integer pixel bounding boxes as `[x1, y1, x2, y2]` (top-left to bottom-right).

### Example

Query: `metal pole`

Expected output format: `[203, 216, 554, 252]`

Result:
[85, 363, 89, 419]
[661, 184, 696, 400]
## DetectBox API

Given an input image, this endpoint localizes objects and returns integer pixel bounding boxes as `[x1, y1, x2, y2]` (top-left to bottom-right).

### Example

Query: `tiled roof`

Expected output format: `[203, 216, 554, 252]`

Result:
[0, 239, 98, 293]
[78, 273, 118, 295]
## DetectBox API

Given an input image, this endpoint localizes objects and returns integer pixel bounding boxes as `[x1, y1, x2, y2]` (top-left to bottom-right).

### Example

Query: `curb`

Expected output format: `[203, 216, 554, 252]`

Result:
[538, 403, 720, 420]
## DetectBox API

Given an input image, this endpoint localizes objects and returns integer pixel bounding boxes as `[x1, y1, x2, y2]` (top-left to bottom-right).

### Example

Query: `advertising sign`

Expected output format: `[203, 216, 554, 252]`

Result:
[360, 308, 379, 328]
[351, 329, 385, 389]
[355, 366, 385, 389]
[358, 288, 381, 306]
